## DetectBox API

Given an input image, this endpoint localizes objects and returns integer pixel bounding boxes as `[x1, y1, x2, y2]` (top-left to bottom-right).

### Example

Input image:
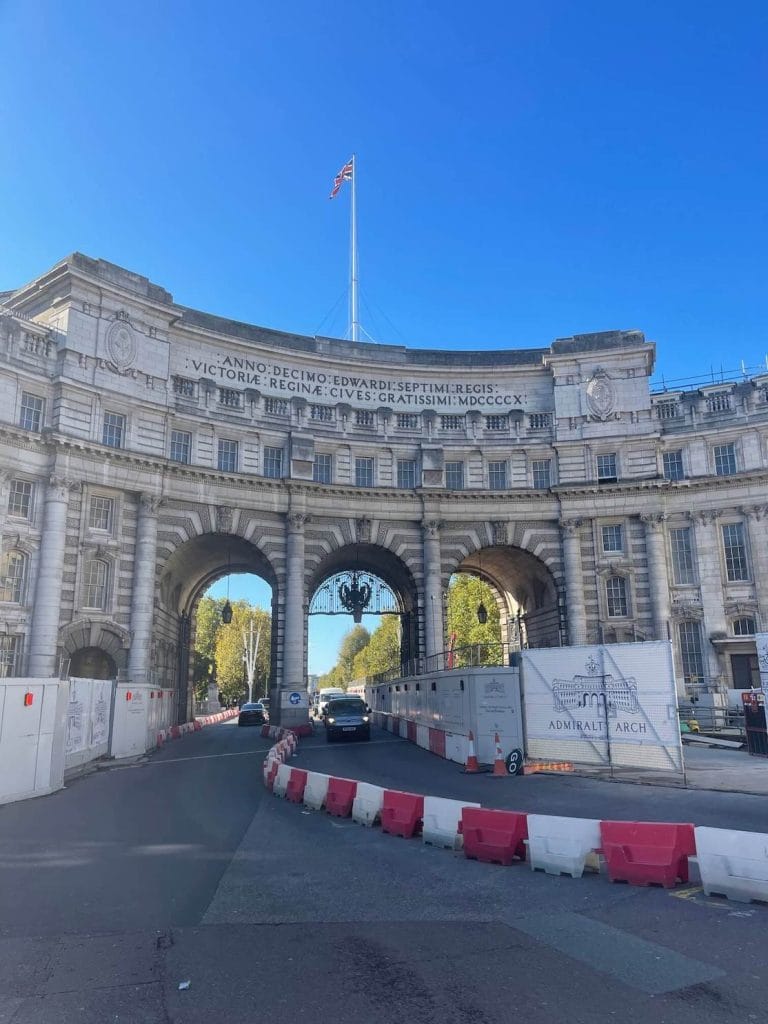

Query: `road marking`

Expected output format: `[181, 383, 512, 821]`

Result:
[511, 911, 724, 995]
[669, 885, 737, 912]
[133, 749, 268, 767]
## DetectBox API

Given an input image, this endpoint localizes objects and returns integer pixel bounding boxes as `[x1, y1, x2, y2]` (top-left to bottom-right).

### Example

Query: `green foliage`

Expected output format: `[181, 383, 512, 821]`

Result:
[446, 573, 502, 666]
[214, 601, 271, 702]
[352, 615, 400, 679]
[336, 624, 371, 683]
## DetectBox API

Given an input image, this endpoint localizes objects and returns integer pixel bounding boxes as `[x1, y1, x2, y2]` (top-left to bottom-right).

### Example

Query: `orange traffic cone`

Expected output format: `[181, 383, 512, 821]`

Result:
[491, 732, 507, 777]
[462, 730, 481, 773]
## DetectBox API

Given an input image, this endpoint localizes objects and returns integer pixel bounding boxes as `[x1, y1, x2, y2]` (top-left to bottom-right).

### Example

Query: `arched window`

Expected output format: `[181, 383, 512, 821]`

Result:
[605, 575, 629, 618]
[0, 550, 27, 603]
[733, 616, 756, 636]
[82, 558, 109, 609]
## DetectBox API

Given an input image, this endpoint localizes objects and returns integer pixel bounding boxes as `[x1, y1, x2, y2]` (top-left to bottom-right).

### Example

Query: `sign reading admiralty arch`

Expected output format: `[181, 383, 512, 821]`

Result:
[2, 253, 768, 723]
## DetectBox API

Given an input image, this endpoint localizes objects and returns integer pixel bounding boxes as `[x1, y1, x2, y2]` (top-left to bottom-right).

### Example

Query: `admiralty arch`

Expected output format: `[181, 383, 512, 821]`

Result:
[1, 253, 767, 721]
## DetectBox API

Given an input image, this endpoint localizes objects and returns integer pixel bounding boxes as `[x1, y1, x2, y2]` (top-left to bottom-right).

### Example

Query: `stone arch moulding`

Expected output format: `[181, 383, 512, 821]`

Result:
[59, 617, 131, 671]
[302, 517, 424, 591]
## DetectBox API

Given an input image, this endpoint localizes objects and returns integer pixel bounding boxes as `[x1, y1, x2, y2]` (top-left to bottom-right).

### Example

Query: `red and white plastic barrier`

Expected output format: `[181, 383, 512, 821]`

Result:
[156, 707, 239, 746]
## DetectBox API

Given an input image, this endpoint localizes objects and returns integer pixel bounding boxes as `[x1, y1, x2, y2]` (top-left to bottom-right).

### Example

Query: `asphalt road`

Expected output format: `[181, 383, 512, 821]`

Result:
[1, 721, 766, 1024]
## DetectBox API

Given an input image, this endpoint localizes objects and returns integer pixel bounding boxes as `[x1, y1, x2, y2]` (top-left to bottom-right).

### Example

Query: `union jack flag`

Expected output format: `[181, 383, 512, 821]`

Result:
[329, 158, 353, 199]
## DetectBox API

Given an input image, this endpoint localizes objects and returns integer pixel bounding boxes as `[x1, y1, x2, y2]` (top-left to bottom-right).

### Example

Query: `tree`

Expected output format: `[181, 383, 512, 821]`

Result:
[193, 596, 225, 700]
[351, 615, 400, 680]
[214, 601, 272, 703]
[446, 573, 502, 666]
[336, 625, 371, 683]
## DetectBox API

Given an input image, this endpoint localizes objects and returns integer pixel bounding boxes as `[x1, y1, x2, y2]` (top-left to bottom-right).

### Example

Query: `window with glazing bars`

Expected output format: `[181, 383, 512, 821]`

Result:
[670, 527, 696, 584]
[722, 522, 749, 581]
[19, 392, 43, 431]
[89, 496, 113, 531]
[733, 616, 756, 636]
[678, 621, 705, 685]
[532, 459, 552, 488]
[263, 447, 283, 478]
[218, 439, 239, 472]
[663, 450, 684, 481]
[170, 430, 191, 464]
[486, 415, 508, 431]
[397, 459, 417, 488]
[355, 457, 374, 487]
[488, 460, 507, 489]
[601, 524, 623, 553]
[0, 551, 26, 603]
[445, 461, 464, 489]
[714, 442, 737, 476]
[313, 453, 332, 483]
[83, 559, 108, 609]
[605, 575, 629, 617]
[102, 412, 125, 448]
[596, 453, 617, 482]
[440, 415, 463, 430]
[7, 480, 33, 519]
[0, 636, 19, 677]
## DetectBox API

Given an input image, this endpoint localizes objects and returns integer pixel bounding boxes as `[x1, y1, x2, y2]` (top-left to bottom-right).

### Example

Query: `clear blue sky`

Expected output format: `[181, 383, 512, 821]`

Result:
[3, 1, 766, 670]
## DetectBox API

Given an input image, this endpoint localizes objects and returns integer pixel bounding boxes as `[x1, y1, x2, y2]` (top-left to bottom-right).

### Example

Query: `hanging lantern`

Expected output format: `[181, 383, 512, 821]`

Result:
[477, 602, 488, 625]
[222, 600, 233, 624]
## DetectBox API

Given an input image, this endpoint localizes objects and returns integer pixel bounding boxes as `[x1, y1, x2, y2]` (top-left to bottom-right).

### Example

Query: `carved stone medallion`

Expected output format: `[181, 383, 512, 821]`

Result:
[106, 319, 137, 371]
[585, 368, 615, 420]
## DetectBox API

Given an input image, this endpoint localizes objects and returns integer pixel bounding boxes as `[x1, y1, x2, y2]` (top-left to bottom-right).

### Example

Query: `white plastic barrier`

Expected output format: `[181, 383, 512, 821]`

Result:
[416, 725, 430, 749]
[263, 753, 279, 786]
[0, 678, 69, 805]
[64, 678, 114, 771]
[445, 732, 467, 765]
[526, 814, 602, 878]
[304, 771, 330, 810]
[273, 763, 291, 798]
[352, 782, 384, 826]
[422, 796, 481, 850]
[695, 826, 768, 903]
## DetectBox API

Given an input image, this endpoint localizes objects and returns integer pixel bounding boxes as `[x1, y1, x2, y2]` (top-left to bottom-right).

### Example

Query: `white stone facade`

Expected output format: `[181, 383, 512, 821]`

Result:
[1, 254, 765, 721]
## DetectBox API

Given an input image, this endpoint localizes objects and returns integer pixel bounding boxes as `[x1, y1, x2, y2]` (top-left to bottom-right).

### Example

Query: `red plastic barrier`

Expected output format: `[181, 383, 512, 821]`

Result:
[193, 721, 202, 731]
[286, 768, 308, 804]
[599, 821, 696, 888]
[289, 724, 314, 738]
[461, 808, 528, 866]
[429, 728, 446, 758]
[381, 790, 424, 838]
[265, 760, 280, 792]
[261, 724, 271, 738]
[407, 721, 417, 743]
[170, 725, 181, 739]
[325, 777, 357, 817]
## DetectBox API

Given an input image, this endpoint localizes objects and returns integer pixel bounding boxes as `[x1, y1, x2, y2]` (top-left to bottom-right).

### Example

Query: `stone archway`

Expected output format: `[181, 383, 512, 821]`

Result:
[60, 618, 130, 677]
[69, 646, 118, 679]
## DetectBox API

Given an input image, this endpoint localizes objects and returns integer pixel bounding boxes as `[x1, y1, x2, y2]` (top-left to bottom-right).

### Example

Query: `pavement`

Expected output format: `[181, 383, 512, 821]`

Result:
[1, 721, 767, 1023]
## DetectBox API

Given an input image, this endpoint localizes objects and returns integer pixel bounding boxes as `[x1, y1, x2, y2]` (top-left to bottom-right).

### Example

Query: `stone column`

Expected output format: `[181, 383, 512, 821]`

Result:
[422, 519, 444, 660]
[282, 512, 307, 690]
[560, 518, 587, 645]
[127, 494, 161, 683]
[741, 505, 768, 627]
[641, 513, 671, 641]
[27, 475, 76, 676]
[689, 509, 726, 683]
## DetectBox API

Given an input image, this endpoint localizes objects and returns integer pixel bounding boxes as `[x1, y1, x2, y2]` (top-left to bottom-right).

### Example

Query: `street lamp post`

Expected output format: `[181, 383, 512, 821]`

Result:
[242, 617, 262, 704]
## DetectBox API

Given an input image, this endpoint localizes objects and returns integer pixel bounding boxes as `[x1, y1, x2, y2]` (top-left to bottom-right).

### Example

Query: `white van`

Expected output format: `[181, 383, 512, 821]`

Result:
[315, 687, 346, 718]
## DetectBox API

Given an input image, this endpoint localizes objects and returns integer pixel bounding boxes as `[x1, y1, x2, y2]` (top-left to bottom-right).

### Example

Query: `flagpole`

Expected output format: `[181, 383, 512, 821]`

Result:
[350, 154, 360, 342]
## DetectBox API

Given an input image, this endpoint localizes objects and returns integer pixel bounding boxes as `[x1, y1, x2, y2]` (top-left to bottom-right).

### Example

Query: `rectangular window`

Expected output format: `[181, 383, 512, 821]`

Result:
[102, 412, 125, 449]
[670, 527, 696, 585]
[263, 446, 284, 479]
[485, 415, 508, 431]
[396, 413, 419, 429]
[445, 461, 464, 490]
[217, 438, 239, 472]
[265, 398, 288, 416]
[355, 457, 374, 487]
[8, 479, 33, 519]
[601, 524, 623, 553]
[313, 453, 332, 484]
[678, 621, 705, 686]
[0, 552, 26, 603]
[83, 559, 108, 609]
[0, 636, 19, 678]
[663, 450, 684, 481]
[89, 496, 114, 532]
[532, 459, 552, 489]
[488, 460, 508, 489]
[529, 413, 551, 430]
[397, 459, 417, 488]
[605, 576, 629, 617]
[596, 452, 617, 482]
[172, 376, 196, 398]
[714, 442, 737, 476]
[19, 392, 44, 431]
[218, 387, 241, 409]
[722, 522, 750, 581]
[440, 415, 463, 430]
[310, 405, 334, 423]
[170, 430, 192, 464]
[355, 410, 374, 427]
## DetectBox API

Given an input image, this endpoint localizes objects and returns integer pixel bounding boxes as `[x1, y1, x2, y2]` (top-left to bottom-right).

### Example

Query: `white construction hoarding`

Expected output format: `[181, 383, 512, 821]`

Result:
[64, 677, 115, 771]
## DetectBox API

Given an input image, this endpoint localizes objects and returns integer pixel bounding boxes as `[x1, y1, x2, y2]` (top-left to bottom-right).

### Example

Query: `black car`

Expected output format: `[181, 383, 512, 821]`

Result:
[238, 702, 266, 727]
[324, 697, 371, 742]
